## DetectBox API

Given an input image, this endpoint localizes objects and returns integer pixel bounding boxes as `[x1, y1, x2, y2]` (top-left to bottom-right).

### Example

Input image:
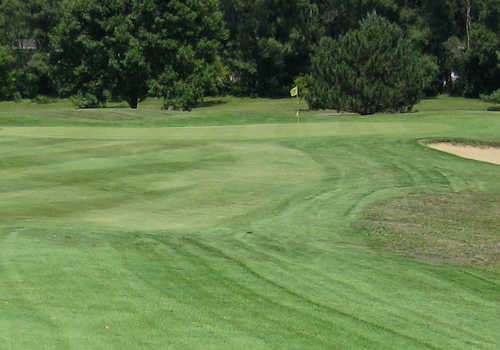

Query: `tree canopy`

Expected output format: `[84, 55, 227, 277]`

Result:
[0, 0, 498, 108]
[50, 0, 226, 109]
[0, 44, 16, 100]
[307, 12, 436, 114]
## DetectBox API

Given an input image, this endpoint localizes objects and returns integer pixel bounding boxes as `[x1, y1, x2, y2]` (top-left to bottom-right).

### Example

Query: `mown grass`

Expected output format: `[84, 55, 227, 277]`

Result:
[0, 95, 499, 349]
[0, 94, 494, 127]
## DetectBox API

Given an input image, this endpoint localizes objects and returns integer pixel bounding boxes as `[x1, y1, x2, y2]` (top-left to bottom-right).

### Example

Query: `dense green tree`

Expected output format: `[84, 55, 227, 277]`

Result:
[50, 0, 226, 109]
[140, 0, 227, 110]
[462, 24, 500, 97]
[26, 0, 63, 52]
[0, 0, 62, 49]
[0, 0, 61, 97]
[307, 12, 436, 114]
[0, 0, 28, 48]
[18, 52, 54, 97]
[0, 0, 498, 103]
[220, 0, 405, 97]
[0, 45, 16, 100]
[221, 0, 336, 96]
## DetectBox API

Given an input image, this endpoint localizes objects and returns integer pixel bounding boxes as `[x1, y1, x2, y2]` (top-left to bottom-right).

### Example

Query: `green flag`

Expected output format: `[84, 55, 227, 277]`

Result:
[290, 86, 298, 97]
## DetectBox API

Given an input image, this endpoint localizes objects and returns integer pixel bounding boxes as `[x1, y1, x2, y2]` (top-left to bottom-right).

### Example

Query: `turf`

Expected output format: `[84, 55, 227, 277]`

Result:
[0, 96, 499, 349]
[360, 192, 500, 268]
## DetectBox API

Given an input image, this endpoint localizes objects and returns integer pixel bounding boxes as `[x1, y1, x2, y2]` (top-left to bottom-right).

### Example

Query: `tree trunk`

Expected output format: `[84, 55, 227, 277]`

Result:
[128, 96, 138, 109]
[465, 0, 472, 50]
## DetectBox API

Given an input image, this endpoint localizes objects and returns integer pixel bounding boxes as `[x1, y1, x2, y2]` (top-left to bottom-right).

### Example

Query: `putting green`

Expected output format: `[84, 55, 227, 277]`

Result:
[83, 142, 325, 230]
[0, 136, 323, 231]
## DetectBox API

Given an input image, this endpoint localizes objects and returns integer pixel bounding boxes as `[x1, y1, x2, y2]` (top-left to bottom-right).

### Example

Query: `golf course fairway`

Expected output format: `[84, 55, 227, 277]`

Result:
[0, 96, 499, 349]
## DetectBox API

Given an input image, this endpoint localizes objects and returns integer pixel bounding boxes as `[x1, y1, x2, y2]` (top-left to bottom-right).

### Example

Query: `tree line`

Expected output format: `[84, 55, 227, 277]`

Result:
[0, 0, 499, 111]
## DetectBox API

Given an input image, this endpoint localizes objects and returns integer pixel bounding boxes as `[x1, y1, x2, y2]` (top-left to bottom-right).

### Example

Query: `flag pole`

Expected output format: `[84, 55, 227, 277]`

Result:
[290, 85, 300, 123]
[296, 89, 300, 123]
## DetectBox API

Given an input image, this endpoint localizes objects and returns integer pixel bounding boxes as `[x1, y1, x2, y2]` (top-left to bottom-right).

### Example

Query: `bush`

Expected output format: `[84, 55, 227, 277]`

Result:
[162, 81, 204, 111]
[71, 92, 105, 109]
[480, 89, 500, 104]
[486, 106, 500, 112]
[33, 95, 55, 104]
[307, 12, 437, 114]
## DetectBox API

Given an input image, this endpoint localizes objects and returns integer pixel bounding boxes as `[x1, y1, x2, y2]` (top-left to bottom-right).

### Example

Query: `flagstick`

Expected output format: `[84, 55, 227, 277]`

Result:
[296, 91, 300, 123]
[290, 85, 300, 123]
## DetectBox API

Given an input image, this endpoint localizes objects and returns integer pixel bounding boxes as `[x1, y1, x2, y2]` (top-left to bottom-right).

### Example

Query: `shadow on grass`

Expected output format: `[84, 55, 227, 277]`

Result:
[197, 99, 227, 108]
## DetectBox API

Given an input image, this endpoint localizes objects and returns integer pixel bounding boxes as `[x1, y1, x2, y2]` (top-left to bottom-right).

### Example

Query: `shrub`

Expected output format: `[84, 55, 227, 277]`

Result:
[307, 12, 437, 114]
[71, 92, 105, 109]
[33, 95, 55, 104]
[480, 89, 500, 104]
[162, 80, 204, 111]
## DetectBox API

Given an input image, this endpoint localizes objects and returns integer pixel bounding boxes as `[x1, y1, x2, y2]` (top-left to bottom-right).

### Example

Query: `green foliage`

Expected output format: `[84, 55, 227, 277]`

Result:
[51, 0, 144, 108]
[0, 45, 16, 100]
[293, 75, 309, 98]
[480, 89, 500, 104]
[463, 24, 500, 97]
[482, 88, 500, 111]
[308, 12, 437, 114]
[71, 92, 107, 109]
[221, 0, 335, 97]
[0, 0, 29, 47]
[0, 0, 498, 104]
[51, 0, 226, 110]
[32, 95, 55, 104]
[17, 52, 53, 98]
[0, 0, 61, 98]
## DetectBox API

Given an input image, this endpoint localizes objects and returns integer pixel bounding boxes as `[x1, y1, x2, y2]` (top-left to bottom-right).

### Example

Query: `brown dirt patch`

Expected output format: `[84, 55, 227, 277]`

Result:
[428, 142, 500, 165]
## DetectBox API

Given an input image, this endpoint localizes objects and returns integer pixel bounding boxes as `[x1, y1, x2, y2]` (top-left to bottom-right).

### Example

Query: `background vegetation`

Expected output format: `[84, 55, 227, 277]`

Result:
[307, 12, 437, 114]
[0, 0, 499, 110]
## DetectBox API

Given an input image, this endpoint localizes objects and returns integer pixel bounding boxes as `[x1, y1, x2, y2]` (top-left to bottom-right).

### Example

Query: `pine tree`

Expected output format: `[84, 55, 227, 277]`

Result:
[308, 12, 436, 114]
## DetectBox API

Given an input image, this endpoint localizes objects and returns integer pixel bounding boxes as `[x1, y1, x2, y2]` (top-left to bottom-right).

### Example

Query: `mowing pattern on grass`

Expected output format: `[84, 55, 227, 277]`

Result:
[360, 192, 500, 268]
[0, 97, 500, 349]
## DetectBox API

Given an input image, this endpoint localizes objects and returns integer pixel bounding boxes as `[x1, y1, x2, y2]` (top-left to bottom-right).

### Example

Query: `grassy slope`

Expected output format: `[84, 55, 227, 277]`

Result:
[0, 96, 499, 349]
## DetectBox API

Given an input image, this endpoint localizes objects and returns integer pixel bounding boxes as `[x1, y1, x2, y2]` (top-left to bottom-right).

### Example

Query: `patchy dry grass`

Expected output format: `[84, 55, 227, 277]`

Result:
[361, 193, 500, 269]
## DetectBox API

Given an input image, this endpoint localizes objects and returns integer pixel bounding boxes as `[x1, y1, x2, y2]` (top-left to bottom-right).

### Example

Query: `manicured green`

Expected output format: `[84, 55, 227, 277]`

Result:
[0, 96, 499, 349]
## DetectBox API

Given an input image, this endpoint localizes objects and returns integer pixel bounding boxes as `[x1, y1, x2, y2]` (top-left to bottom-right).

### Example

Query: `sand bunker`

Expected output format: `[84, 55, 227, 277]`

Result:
[428, 142, 500, 165]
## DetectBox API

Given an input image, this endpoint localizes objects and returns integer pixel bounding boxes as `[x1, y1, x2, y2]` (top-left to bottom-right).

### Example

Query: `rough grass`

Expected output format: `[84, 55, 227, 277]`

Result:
[360, 192, 500, 268]
[0, 95, 499, 349]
